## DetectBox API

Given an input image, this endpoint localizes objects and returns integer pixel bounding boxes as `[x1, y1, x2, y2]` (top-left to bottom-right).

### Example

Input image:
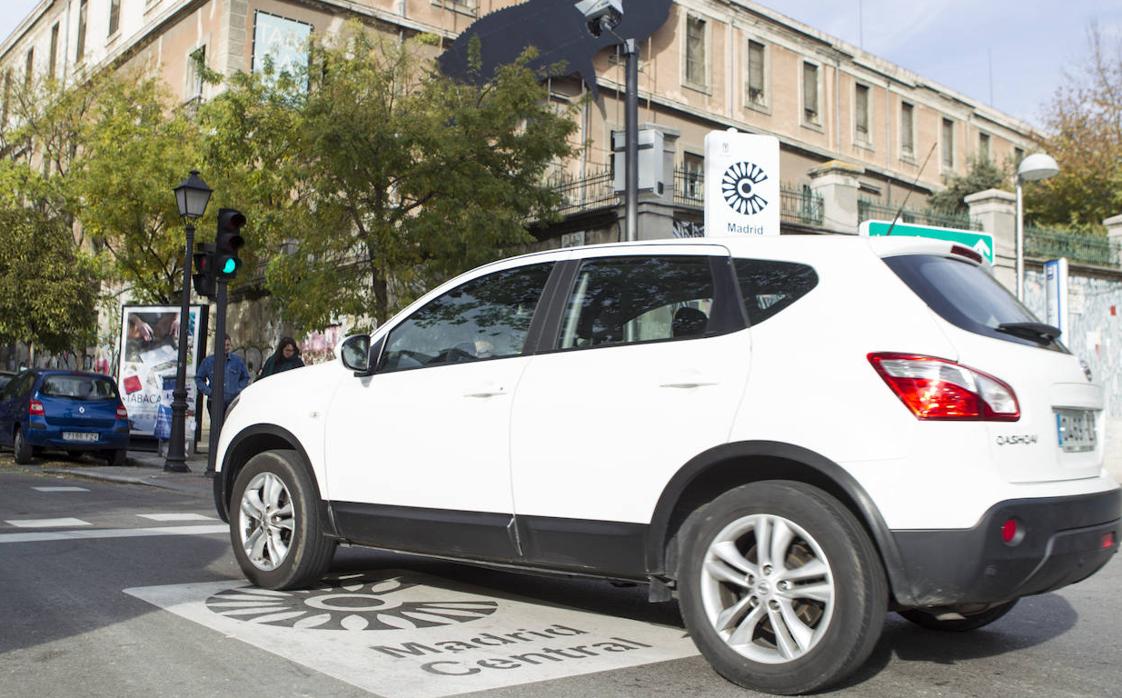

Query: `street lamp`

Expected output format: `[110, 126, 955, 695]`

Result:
[1014, 152, 1059, 300]
[165, 170, 212, 473]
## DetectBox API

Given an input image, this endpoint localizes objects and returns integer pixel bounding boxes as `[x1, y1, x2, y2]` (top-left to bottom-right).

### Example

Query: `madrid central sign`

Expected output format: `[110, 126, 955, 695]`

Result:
[704, 130, 781, 237]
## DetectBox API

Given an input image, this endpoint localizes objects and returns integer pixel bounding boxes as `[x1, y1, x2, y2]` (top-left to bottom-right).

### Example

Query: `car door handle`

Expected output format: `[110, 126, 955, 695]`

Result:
[659, 373, 719, 389]
[463, 385, 507, 398]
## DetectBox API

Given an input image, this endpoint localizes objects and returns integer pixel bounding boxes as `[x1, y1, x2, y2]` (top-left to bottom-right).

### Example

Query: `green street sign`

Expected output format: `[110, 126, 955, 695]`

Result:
[860, 219, 994, 264]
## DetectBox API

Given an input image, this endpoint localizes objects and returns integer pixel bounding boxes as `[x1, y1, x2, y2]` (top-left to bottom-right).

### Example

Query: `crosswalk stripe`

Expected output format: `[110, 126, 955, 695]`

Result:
[137, 513, 218, 522]
[0, 524, 228, 544]
[5, 518, 92, 528]
[32, 486, 91, 492]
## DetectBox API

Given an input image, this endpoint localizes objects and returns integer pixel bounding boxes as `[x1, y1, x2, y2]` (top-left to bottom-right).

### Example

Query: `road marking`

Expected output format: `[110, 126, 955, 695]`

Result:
[32, 486, 91, 492]
[137, 513, 218, 522]
[5, 517, 92, 528]
[125, 571, 698, 698]
[0, 524, 228, 544]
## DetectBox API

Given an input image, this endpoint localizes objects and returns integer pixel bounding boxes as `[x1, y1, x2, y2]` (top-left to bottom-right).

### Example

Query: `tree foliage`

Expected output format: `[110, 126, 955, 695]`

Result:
[929, 155, 1009, 215]
[1025, 26, 1122, 233]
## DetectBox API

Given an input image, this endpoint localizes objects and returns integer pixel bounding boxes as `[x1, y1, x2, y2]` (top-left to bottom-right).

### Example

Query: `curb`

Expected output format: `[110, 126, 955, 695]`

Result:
[39, 468, 211, 494]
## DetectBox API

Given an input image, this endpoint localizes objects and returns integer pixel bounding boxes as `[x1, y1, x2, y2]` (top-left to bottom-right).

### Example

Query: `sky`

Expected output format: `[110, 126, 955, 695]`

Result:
[2, 0, 1120, 129]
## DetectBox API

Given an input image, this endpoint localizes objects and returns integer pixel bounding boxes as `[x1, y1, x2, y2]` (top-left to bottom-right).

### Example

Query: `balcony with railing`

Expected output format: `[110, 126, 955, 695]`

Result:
[1025, 226, 1118, 268]
[545, 168, 619, 216]
[857, 199, 981, 231]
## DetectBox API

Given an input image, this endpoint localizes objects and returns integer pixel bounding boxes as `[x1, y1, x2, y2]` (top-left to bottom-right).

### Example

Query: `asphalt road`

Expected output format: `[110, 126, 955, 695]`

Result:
[1, 457, 1121, 698]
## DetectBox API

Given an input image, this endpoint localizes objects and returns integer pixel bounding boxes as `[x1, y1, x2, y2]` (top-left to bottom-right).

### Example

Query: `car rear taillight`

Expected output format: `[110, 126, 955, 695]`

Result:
[116, 404, 129, 420]
[868, 353, 1020, 421]
[29, 400, 45, 416]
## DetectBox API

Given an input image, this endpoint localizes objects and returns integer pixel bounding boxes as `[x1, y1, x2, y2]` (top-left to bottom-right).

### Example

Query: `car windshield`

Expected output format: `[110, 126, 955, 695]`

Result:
[40, 375, 119, 401]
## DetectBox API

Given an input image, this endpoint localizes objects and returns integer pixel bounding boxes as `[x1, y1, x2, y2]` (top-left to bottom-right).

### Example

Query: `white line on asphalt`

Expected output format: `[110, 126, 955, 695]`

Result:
[137, 513, 218, 522]
[31, 486, 91, 492]
[0, 524, 228, 544]
[5, 518, 92, 528]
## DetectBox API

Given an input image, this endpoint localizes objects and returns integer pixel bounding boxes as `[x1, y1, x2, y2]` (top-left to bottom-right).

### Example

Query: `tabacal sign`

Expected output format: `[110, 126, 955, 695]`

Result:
[860, 219, 995, 265]
[704, 130, 780, 237]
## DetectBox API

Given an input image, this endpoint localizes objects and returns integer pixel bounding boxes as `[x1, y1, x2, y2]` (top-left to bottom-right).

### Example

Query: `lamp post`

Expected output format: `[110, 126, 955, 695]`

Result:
[1014, 153, 1059, 301]
[165, 170, 212, 473]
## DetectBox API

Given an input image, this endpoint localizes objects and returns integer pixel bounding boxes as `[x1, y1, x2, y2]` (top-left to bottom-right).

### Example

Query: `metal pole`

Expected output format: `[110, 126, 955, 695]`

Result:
[164, 222, 194, 472]
[206, 279, 227, 474]
[1015, 177, 1024, 301]
[624, 38, 639, 243]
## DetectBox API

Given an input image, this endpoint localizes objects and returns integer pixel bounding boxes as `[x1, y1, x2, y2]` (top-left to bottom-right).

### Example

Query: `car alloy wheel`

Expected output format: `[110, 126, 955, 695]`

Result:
[239, 471, 296, 572]
[699, 513, 835, 664]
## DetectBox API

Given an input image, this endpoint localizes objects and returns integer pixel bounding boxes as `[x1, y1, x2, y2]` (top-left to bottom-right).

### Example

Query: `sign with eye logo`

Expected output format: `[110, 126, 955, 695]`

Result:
[703, 130, 780, 237]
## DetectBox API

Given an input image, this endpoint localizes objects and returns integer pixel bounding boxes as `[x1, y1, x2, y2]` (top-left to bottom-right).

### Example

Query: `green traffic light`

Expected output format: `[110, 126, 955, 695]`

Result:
[222, 258, 237, 274]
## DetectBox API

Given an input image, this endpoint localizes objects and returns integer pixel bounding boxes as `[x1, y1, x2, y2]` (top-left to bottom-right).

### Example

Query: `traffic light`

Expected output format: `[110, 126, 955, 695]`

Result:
[215, 208, 246, 280]
[192, 242, 216, 298]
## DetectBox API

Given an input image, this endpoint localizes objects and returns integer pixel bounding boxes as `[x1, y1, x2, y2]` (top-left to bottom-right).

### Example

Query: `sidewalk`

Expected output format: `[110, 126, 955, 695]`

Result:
[40, 451, 215, 497]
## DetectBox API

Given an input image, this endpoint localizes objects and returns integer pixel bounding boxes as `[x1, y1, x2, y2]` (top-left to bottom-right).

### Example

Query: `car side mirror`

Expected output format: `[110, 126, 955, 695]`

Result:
[339, 335, 371, 374]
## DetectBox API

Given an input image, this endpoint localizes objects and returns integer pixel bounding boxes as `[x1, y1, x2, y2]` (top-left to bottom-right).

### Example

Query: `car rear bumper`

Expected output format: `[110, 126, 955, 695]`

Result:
[890, 488, 1120, 608]
[25, 427, 129, 450]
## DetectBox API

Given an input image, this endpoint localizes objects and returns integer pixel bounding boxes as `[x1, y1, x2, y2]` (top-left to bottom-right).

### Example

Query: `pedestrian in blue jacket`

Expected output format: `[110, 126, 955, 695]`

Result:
[195, 335, 250, 416]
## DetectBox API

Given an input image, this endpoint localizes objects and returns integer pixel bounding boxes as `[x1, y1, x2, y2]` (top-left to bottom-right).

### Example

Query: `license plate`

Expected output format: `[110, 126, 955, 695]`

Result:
[1056, 409, 1096, 453]
[62, 432, 98, 443]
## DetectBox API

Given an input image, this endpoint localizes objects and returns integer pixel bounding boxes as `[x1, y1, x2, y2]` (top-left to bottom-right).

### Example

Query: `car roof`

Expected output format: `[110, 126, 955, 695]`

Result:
[34, 370, 115, 379]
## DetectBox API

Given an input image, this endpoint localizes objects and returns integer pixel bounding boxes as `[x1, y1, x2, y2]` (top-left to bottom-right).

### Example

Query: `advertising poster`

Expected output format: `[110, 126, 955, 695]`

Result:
[118, 305, 207, 437]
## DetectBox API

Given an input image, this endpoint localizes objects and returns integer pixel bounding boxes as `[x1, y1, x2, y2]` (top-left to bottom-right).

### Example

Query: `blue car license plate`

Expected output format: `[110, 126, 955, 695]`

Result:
[62, 432, 98, 443]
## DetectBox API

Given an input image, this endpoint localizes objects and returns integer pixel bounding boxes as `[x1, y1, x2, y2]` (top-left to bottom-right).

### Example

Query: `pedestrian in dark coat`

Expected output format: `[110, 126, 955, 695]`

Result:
[258, 337, 304, 380]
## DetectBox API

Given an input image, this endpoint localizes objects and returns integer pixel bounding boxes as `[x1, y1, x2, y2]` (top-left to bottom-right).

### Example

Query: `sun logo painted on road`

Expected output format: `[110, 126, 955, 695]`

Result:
[721, 161, 769, 215]
[205, 574, 498, 631]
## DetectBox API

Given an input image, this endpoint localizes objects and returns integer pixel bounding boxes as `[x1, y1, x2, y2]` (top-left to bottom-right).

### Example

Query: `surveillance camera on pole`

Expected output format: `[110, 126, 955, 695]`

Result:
[576, 0, 623, 36]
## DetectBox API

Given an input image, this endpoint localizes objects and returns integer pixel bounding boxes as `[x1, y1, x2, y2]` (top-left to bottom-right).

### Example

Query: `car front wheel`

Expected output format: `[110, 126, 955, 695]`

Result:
[229, 449, 335, 590]
[677, 480, 888, 695]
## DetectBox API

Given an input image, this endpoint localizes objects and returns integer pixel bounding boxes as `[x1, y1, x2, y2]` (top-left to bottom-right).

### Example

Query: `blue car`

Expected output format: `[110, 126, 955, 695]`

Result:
[0, 370, 130, 465]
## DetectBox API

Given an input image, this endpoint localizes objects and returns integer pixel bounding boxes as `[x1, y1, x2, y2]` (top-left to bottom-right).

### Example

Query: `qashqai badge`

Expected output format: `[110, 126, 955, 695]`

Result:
[721, 161, 769, 215]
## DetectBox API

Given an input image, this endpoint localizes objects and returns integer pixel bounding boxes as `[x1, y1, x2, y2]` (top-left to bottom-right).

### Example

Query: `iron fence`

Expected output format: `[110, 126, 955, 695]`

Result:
[858, 199, 981, 231]
[545, 169, 618, 216]
[1025, 227, 1118, 268]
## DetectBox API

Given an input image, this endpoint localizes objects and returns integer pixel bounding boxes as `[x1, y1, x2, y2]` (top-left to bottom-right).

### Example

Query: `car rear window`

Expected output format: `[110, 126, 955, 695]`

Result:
[883, 254, 1066, 352]
[40, 375, 120, 400]
[733, 259, 818, 326]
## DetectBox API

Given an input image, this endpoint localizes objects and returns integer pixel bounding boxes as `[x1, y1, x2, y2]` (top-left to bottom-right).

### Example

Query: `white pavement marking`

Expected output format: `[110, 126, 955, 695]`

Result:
[31, 486, 91, 492]
[137, 513, 218, 522]
[0, 524, 228, 544]
[125, 571, 699, 698]
[5, 517, 92, 528]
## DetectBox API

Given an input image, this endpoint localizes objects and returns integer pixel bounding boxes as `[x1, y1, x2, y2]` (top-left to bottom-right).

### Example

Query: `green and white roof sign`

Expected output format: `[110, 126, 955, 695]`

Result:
[860, 219, 994, 264]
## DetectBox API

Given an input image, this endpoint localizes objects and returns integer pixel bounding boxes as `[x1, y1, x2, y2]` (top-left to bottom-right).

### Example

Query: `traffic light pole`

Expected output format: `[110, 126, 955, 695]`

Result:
[206, 279, 227, 474]
[163, 222, 195, 473]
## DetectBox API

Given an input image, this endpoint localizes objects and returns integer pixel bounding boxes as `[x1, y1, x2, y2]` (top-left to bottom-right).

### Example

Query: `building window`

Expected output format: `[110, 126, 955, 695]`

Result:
[942, 118, 954, 169]
[746, 39, 765, 107]
[252, 12, 313, 87]
[108, 0, 121, 36]
[24, 48, 34, 90]
[685, 15, 707, 88]
[854, 83, 870, 143]
[76, 0, 88, 62]
[186, 46, 206, 101]
[900, 101, 915, 159]
[802, 62, 819, 124]
[49, 23, 59, 78]
[979, 132, 990, 161]
[1014, 146, 1025, 166]
[2, 70, 10, 124]
[684, 152, 704, 200]
[431, 0, 477, 14]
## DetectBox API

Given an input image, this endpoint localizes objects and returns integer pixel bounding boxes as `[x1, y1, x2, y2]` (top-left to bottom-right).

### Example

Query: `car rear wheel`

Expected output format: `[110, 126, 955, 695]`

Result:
[229, 449, 335, 590]
[677, 481, 888, 695]
[104, 449, 127, 467]
[13, 427, 34, 465]
[898, 600, 1018, 632]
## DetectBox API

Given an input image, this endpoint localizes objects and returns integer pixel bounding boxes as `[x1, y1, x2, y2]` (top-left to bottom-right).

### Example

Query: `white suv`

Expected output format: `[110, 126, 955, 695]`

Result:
[213, 236, 1120, 695]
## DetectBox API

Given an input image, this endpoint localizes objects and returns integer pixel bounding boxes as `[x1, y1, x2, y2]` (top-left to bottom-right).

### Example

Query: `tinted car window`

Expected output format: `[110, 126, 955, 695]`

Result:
[558, 256, 715, 350]
[734, 258, 818, 326]
[40, 375, 119, 400]
[0, 374, 13, 392]
[381, 263, 553, 372]
[884, 254, 1065, 352]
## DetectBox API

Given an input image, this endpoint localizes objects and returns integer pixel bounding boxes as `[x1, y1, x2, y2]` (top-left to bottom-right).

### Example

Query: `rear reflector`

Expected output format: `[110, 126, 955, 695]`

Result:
[29, 400, 45, 416]
[1104, 532, 1117, 550]
[1001, 518, 1021, 545]
[950, 245, 984, 264]
[868, 353, 1020, 421]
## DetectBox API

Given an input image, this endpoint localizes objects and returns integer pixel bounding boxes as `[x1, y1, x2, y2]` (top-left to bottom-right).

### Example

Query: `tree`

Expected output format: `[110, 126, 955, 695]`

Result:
[1025, 26, 1122, 233]
[929, 155, 1008, 215]
[204, 28, 578, 330]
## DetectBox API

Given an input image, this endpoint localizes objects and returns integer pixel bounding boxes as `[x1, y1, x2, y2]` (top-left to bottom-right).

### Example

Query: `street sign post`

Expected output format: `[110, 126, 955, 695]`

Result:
[860, 219, 995, 265]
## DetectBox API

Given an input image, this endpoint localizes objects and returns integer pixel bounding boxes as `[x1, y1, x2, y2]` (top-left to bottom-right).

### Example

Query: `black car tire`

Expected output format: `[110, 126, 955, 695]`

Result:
[13, 427, 34, 464]
[898, 600, 1018, 632]
[105, 449, 127, 467]
[67, 450, 85, 461]
[677, 480, 888, 696]
[229, 449, 335, 590]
